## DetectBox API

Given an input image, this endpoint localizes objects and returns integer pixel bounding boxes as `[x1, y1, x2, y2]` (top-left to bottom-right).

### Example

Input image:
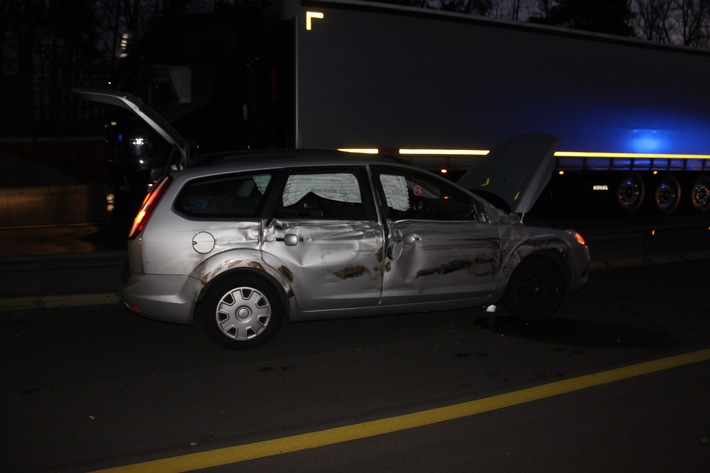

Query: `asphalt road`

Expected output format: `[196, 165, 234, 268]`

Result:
[1, 252, 708, 472]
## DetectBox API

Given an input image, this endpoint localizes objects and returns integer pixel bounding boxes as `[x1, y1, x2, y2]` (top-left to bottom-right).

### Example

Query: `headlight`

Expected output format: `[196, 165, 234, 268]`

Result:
[566, 229, 586, 246]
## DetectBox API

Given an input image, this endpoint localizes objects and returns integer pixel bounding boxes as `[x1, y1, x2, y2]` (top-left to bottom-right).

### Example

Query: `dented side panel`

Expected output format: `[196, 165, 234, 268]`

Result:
[262, 219, 385, 311]
[139, 216, 262, 275]
[497, 223, 589, 292]
[381, 219, 500, 305]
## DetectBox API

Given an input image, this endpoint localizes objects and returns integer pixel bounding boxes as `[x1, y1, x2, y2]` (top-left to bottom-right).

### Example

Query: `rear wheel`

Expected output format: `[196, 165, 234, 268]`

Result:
[201, 274, 283, 349]
[503, 255, 566, 321]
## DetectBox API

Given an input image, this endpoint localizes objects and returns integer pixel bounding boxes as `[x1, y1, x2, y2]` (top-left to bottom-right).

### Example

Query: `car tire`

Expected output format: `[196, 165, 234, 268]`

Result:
[201, 274, 283, 349]
[503, 255, 566, 321]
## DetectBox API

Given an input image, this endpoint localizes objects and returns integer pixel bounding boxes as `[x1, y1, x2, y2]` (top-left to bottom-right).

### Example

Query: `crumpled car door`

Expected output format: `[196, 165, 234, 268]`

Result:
[375, 168, 501, 306]
[262, 170, 385, 313]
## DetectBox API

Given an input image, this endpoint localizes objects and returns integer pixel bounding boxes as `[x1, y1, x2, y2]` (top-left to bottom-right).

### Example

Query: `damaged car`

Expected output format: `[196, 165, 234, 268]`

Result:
[76, 88, 589, 349]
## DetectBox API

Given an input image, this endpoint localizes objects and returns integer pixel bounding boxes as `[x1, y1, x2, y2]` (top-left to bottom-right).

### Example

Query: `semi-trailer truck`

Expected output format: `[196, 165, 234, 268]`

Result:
[109, 0, 710, 219]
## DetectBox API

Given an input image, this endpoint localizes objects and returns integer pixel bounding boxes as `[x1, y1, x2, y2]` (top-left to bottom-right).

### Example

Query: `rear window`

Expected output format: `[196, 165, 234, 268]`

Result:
[175, 172, 272, 218]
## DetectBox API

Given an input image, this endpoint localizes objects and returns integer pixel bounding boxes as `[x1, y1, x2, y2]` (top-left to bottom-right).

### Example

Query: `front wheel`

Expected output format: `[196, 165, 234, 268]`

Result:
[503, 255, 567, 321]
[201, 274, 283, 349]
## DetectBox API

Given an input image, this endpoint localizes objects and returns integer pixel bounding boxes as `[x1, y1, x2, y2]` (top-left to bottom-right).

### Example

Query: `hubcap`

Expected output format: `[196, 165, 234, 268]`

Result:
[215, 287, 271, 341]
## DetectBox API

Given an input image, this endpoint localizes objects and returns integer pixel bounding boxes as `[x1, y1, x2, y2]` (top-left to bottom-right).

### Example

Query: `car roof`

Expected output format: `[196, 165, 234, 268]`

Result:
[183, 148, 416, 174]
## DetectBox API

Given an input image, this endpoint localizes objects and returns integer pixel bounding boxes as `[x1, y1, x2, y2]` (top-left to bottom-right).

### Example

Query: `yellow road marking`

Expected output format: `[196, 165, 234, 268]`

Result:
[93, 348, 710, 473]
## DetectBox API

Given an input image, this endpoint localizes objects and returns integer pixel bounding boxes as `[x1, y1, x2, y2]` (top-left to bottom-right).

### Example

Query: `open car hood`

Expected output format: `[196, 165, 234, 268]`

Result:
[456, 133, 560, 214]
[73, 88, 189, 165]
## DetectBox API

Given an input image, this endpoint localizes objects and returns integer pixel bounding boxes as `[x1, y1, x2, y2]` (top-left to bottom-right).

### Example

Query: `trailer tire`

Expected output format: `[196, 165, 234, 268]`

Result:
[654, 174, 681, 214]
[615, 173, 644, 213]
[690, 175, 710, 213]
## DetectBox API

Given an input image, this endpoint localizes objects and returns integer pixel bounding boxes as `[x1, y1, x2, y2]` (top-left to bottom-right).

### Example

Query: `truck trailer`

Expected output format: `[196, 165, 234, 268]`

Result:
[111, 0, 710, 218]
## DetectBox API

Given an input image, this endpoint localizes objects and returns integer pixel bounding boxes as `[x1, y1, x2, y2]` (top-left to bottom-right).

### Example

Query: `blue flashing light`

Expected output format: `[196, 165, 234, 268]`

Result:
[629, 129, 668, 154]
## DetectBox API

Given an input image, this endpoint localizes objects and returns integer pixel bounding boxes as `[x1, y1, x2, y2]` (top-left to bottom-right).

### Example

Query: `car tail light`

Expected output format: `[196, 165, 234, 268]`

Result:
[128, 175, 172, 240]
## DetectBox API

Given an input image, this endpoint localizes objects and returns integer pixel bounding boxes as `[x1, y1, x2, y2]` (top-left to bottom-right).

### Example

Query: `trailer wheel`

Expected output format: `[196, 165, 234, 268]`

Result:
[615, 173, 644, 213]
[690, 175, 710, 213]
[654, 174, 681, 214]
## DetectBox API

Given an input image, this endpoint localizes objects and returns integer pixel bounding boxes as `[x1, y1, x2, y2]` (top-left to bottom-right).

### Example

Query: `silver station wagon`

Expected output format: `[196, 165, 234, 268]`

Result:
[77, 89, 589, 349]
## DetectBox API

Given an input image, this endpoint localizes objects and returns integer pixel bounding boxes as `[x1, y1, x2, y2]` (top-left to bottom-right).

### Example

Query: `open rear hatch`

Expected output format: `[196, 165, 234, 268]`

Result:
[73, 87, 190, 168]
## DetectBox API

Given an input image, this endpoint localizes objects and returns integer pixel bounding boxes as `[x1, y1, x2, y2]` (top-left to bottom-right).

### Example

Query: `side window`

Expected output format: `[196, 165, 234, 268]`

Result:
[379, 171, 477, 221]
[276, 172, 366, 220]
[176, 172, 272, 218]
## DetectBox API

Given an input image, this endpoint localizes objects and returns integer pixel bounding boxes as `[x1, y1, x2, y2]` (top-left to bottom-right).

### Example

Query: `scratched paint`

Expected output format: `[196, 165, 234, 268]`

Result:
[247, 261, 265, 271]
[333, 265, 368, 279]
[278, 265, 294, 283]
[262, 219, 384, 312]
[416, 260, 473, 277]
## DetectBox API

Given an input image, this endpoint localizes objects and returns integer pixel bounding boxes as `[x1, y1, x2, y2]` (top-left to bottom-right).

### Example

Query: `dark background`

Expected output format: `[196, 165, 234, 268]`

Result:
[1, 0, 708, 140]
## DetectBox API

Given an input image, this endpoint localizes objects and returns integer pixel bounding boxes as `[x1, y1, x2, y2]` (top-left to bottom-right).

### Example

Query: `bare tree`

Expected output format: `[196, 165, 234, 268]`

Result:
[495, 0, 537, 20]
[510, 0, 522, 18]
[634, 0, 674, 42]
[633, 0, 710, 46]
[675, 0, 710, 46]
